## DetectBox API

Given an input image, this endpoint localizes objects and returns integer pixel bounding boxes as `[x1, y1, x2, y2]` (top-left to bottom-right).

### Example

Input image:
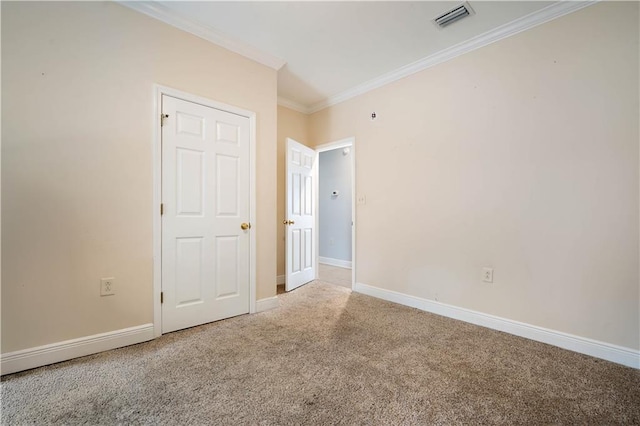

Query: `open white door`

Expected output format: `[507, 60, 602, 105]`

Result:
[161, 94, 251, 333]
[285, 138, 316, 291]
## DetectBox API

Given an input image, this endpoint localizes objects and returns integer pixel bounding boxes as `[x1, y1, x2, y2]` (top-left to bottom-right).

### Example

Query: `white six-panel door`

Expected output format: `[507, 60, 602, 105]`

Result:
[162, 95, 250, 333]
[285, 138, 316, 291]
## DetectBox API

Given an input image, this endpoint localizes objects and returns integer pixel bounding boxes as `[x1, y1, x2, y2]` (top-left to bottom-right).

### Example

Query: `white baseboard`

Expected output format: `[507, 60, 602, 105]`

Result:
[276, 275, 285, 285]
[319, 257, 352, 269]
[1, 323, 155, 376]
[354, 283, 639, 369]
[256, 296, 279, 313]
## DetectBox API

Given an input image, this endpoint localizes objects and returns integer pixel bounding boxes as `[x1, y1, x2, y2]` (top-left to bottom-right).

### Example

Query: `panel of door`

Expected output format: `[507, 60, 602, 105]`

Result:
[162, 94, 250, 333]
[285, 138, 316, 291]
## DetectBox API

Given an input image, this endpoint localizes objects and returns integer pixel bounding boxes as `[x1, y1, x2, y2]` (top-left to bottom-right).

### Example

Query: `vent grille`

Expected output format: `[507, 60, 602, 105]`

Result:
[433, 2, 474, 28]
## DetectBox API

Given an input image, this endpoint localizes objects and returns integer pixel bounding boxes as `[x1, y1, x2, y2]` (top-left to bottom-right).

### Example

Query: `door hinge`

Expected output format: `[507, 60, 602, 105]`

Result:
[161, 292, 164, 304]
[160, 203, 164, 215]
[161, 113, 169, 127]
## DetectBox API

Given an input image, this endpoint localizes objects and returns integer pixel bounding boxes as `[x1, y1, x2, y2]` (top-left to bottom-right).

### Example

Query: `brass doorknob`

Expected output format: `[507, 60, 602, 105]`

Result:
[241, 222, 251, 230]
[282, 220, 295, 225]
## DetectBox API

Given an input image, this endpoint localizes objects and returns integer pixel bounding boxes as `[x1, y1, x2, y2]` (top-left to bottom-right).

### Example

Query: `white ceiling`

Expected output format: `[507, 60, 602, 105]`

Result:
[124, 1, 590, 113]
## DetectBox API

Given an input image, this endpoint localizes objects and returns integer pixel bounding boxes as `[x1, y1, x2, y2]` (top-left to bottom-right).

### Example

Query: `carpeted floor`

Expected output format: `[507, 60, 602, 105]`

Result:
[2, 281, 639, 424]
[318, 263, 352, 289]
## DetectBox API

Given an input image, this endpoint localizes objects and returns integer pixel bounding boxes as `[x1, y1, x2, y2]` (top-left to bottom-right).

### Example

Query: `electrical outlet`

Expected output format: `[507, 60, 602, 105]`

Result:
[101, 277, 115, 296]
[482, 268, 493, 283]
[357, 194, 367, 205]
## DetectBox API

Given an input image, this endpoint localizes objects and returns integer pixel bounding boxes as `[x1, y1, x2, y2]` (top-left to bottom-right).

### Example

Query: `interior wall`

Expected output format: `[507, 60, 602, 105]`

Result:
[0, 1, 3, 354]
[309, 2, 640, 350]
[276, 106, 310, 279]
[319, 149, 352, 262]
[2, 1, 278, 353]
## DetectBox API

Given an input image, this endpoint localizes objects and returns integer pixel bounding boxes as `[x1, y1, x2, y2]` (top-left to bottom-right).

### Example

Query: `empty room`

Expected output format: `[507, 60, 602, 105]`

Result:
[2, 1, 639, 424]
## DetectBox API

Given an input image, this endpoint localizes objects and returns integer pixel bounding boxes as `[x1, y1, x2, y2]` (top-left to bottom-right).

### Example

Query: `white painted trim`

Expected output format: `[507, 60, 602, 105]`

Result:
[276, 275, 285, 285]
[315, 137, 356, 290]
[319, 257, 352, 269]
[155, 85, 259, 120]
[313, 144, 320, 282]
[248, 113, 257, 315]
[308, 1, 597, 114]
[1, 324, 155, 376]
[348, 138, 358, 289]
[277, 97, 311, 115]
[123, 1, 595, 115]
[315, 137, 353, 152]
[354, 283, 639, 369]
[117, 2, 286, 71]
[256, 296, 280, 313]
[153, 84, 258, 331]
[152, 86, 162, 337]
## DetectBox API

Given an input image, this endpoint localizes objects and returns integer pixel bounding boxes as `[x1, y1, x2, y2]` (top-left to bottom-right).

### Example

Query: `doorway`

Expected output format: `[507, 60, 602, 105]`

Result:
[316, 138, 355, 289]
[153, 86, 257, 336]
[281, 137, 356, 294]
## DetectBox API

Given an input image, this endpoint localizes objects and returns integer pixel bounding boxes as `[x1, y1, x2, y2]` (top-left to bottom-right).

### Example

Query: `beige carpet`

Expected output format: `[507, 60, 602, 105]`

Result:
[2, 281, 639, 424]
[318, 263, 352, 289]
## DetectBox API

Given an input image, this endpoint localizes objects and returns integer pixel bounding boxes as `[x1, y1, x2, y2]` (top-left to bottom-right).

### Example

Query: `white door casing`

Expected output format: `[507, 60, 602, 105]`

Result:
[161, 94, 251, 333]
[285, 138, 316, 291]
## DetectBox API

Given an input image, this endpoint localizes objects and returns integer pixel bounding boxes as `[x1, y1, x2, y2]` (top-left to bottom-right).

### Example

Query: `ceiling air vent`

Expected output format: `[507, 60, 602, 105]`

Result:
[433, 2, 475, 28]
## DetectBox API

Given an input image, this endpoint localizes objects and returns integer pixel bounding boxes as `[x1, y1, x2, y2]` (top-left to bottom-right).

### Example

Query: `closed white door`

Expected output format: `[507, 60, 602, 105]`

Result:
[162, 95, 250, 333]
[285, 138, 316, 291]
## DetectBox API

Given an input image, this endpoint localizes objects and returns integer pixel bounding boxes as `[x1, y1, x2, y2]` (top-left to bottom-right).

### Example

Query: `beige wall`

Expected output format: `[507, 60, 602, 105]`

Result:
[276, 106, 310, 278]
[310, 2, 640, 349]
[1, 1, 277, 353]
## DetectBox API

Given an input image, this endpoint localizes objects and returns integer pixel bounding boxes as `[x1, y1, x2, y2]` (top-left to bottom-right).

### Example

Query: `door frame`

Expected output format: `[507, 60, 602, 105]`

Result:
[152, 84, 257, 337]
[315, 137, 356, 289]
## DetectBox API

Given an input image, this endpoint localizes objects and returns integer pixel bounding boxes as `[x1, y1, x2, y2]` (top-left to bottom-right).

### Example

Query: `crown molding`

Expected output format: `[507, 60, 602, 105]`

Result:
[308, 0, 598, 114]
[277, 97, 312, 115]
[117, 1, 286, 71]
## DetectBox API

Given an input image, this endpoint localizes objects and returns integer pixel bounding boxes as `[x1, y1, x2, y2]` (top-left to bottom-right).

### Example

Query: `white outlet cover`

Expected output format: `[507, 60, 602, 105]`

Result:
[100, 277, 115, 296]
[482, 268, 493, 283]
[357, 195, 366, 205]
